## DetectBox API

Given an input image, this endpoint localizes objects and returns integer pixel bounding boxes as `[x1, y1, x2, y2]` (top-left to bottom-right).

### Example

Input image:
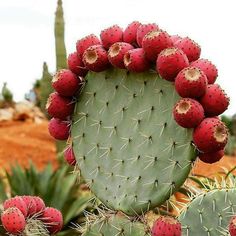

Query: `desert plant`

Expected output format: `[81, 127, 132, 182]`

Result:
[0, 163, 94, 234]
[45, 18, 233, 235]
[36, 0, 67, 116]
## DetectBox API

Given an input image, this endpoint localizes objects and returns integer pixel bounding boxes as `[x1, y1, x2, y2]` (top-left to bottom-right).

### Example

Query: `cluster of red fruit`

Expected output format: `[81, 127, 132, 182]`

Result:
[1, 196, 63, 235]
[46, 21, 229, 165]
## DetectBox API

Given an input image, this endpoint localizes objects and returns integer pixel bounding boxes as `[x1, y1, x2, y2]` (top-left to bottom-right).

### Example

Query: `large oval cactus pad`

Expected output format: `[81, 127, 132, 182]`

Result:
[82, 214, 150, 236]
[72, 68, 196, 215]
[179, 188, 236, 235]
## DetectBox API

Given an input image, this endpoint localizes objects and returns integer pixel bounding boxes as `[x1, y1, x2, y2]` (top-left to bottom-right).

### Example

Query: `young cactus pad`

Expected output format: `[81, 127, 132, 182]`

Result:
[179, 188, 236, 235]
[71, 68, 196, 215]
[82, 214, 150, 236]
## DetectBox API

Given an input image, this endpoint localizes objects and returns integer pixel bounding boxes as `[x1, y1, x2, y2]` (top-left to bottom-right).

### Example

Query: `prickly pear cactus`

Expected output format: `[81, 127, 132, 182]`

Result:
[23, 219, 49, 236]
[71, 68, 196, 215]
[82, 214, 150, 236]
[179, 187, 236, 235]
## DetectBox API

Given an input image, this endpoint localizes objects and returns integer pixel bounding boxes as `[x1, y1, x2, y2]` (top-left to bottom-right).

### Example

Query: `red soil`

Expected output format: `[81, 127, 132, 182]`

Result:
[0, 121, 57, 170]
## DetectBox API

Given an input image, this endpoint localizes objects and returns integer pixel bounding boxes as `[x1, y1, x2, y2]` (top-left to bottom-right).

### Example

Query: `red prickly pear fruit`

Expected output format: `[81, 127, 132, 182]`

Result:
[3, 196, 27, 217]
[41, 207, 63, 234]
[100, 25, 123, 49]
[52, 69, 80, 97]
[124, 48, 150, 72]
[198, 149, 224, 164]
[173, 98, 204, 128]
[142, 30, 173, 62]
[152, 216, 181, 236]
[156, 47, 189, 81]
[48, 118, 70, 140]
[76, 34, 101, 59]
[193, 117, 228, 153]
[136, 23, 159, 47]
[1, 207, 26, 234]
[22, 196, 37, 217]
[190, 58, 218, 84]
[108, 42, 134, 69]
[46, 92, 74, 120]
[67, 52, 88, 76]
[83, 45, 109, 72]
[64, 146, 76, 166]
[32, 196, 46, 214]
[175, 67, 208, 98]
[199, 84, 230, 116]
[171, 35, 182, 44]
[229, 216, 236, 236]
[174, 37, 201, 62]
[123, 21, 141, 46]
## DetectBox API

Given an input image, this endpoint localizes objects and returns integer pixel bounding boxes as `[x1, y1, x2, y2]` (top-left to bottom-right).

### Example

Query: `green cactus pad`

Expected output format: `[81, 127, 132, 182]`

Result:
[71, 68, 196, 215]
[23, 219, 49, 236]
[82, 214, 150, 236]
[179, 188, 236, 235]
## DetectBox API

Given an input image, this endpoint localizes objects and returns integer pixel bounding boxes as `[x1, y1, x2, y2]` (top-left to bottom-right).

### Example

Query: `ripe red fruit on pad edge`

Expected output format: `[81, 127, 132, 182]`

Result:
[199, 84, 229, 116]
[175, 66, 207, 98]
[229, 216, 236, 236]
[190, 58, 218, 84]
[76, 34, 101, 59]
[52, 69, 81, 97]
[67, 52, 88, 76]
[100, 24, 123, 49]
[83, 45, 109, 72]
[3, 196, 28, 217]
[123, 21, 141, 46]
[46, 92, 74, 120]
[64, 146, 76, 166]
[174, 36, 201, 62]
[41, 207, 63, 234]
[136, 23, 159, 47]
[152, 216, 181, 236]
[124, 48, 150, 72]
[1, 207, 26, 234]
[48, 118, 70, 140]
[156, 47, 189, 81]
[142, 30, 173, 62]
[173, 98, 204, 128]
[198, 150, 224, 164]
[108, 42, 134, 69]
[193, 117, 228, 153]
[22, 196, 37, 217]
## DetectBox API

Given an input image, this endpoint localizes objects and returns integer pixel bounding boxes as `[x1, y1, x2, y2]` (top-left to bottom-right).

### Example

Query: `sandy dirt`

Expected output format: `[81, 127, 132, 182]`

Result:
[0, 121, 57, 170]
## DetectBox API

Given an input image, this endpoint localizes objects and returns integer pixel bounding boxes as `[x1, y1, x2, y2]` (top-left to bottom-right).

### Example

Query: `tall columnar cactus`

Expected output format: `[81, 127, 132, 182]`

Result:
[38, 0, 67, 116]
[54, 0, 67, 70]
[39, 62, 53, 116]
[46, 20, 230, 235]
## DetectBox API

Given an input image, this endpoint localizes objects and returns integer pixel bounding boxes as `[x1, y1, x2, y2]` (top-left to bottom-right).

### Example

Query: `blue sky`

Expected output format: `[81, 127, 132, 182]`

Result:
[0, 0, 235, 115]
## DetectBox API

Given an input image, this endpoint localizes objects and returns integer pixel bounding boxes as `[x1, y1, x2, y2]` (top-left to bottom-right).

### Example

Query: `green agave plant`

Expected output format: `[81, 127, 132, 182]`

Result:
[0, 163, 94, 235]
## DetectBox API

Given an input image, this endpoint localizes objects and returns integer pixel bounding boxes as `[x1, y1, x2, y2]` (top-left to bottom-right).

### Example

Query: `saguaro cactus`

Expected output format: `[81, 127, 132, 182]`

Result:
[54, 0, 67, 70]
